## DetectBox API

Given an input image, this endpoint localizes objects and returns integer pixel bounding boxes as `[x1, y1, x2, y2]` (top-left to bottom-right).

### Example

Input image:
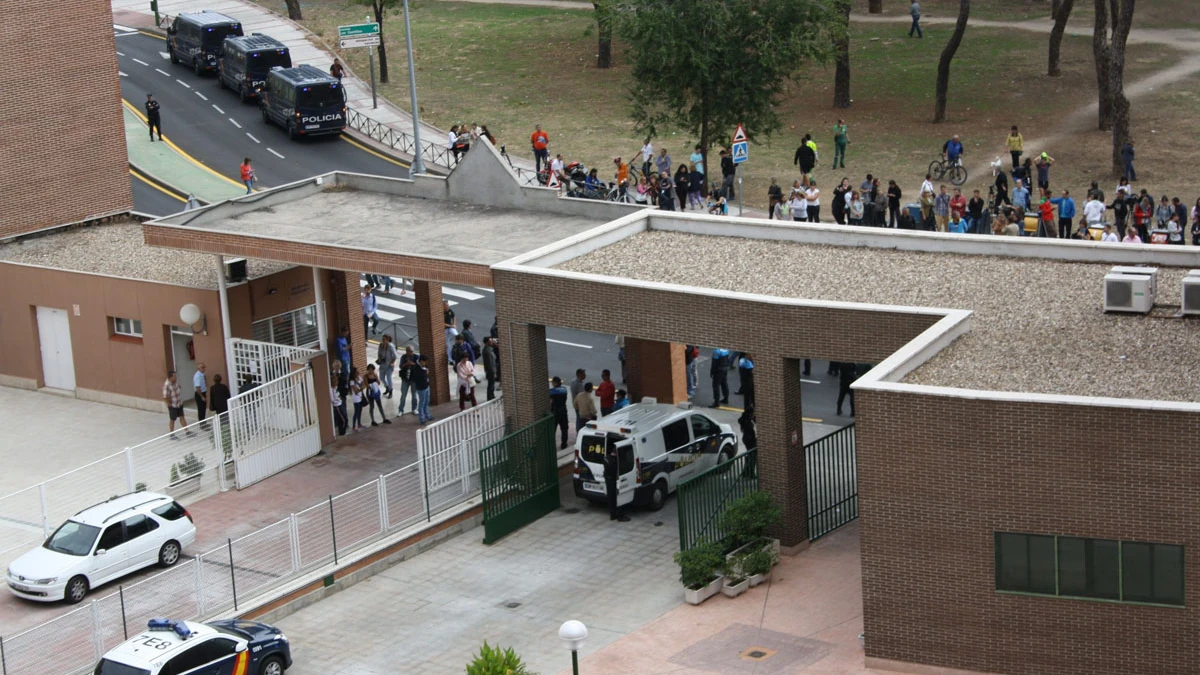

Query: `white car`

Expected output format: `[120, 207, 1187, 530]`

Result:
[7, 492, 196, 604]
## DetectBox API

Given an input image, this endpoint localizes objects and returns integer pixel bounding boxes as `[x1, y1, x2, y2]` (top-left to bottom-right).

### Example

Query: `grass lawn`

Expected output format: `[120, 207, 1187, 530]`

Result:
[258, 0, 1193, 207]
[850, 0, 1200, 29]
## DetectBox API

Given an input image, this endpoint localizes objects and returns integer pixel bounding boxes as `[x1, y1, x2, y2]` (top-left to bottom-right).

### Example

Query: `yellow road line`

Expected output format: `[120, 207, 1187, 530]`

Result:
[340, 135, 410, 168]
[130, 168, 187, 202]
[122, 99, 247, 190]
[138, 30, 166, 40]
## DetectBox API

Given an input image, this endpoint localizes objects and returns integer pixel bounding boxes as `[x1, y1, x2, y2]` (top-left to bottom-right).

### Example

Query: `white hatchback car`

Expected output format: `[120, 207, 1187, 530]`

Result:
[6, 492, 196, 604]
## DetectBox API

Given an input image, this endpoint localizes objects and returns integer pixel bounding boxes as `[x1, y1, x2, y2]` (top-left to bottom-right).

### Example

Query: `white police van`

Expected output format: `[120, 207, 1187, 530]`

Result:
[573, 402, 738, 511]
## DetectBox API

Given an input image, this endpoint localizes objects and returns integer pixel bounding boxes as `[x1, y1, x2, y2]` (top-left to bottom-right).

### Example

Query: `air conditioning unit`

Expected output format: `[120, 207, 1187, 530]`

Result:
[1182, 275, 1200, 315]
[224, 258, 248, 283]
[1110, 266, 1158, 297]
[1104, 273, 1155, 313]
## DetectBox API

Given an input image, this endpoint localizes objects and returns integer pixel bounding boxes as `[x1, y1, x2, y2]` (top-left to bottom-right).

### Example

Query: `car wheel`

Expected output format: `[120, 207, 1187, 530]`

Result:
[64, 576, 89, 604]
[259, 654, 285, 675]
[648, 480, 668, 512]
[718, 444, 736, 463]
[159, 540, 181, 567]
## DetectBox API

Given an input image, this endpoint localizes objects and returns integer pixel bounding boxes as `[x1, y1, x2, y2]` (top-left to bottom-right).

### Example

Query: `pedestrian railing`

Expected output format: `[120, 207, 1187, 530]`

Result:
[416, 395, 505, 493]
[805, 424, 858, 541]
[676, 450, 759, 552]
[0, 440, 483, 675]
[344, 107, 458, 170]
[228, 338, 321, 389]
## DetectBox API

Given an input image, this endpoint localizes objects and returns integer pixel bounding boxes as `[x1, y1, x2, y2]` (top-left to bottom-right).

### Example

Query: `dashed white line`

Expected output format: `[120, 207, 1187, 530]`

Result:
[119, 71, 128, 77]
[228, 118, 242, 129]
[801, 379, 822, 385]
[246, 133, 261, 144]
[175, 79, 191, 89]
[113, 23, 135, 32]
[132, 58, 149, 66]
[116, 51, 125, 56]
[267, 148, 286, 159]
[194, 91, 208, 101]
[155, 68, 171, 77]
[547, 339, 593, 350]
[212, 104, 225, 114]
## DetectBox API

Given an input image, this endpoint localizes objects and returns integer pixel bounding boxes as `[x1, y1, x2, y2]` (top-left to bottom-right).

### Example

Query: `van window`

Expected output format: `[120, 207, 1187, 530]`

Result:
[617, 445, 634, 474]
[661, 419, 690, 452]
[581, 434, 607, 464]
[296, 83, 344, 108]
[689, 414, 718, 439]
[202, 24, 242, 48]
[249, 50, 290, 70]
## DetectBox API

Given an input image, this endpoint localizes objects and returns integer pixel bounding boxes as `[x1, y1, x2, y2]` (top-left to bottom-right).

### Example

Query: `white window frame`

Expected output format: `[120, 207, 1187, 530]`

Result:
[112, 317, 143, 337]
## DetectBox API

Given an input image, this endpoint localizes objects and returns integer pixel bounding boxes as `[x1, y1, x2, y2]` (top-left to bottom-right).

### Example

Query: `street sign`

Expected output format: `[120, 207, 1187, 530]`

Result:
[731, 123, 747, 143]
[338, 22, 380, 48]
[731, 123, 748, 164]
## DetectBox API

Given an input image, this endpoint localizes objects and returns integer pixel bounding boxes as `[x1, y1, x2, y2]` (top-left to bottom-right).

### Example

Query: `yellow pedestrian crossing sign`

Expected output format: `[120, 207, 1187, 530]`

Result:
[731, 123, 748, 164]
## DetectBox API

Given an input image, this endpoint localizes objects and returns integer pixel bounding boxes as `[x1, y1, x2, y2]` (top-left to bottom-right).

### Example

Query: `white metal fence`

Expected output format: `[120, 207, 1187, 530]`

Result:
[416, 395, 506, 494]
[0, 440, 483, 675]
[228, 338, 321, 389]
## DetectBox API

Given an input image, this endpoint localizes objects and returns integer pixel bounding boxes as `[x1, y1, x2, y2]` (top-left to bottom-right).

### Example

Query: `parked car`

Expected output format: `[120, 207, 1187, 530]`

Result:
[94, 618, 291, 675]
[6, 492, 196, 604]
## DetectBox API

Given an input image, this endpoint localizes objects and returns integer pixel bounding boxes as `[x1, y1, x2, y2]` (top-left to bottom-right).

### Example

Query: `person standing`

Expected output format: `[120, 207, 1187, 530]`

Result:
[689, 145, 705, 176]
[209, 374, 231, 416]
[396, 346, 420, 415]
[736, 353, 755, 411]
[549, 376, 570, 449]
[909, 1, 923, 38]
[640, 137, 654, 178]
[967, 189, 986, 234]
[831, 178, 849, 225]
[604, 442, 629, 522]
[738, 408, 757, 451]
[455, 352, 477, 410]
[676, 164, 691, 211]
[805, 179, 821, 223]
[461, 319, 481, 363]
[684, 345, 698, 397]
[710, 347, 731, 407]
[163, 370, 191, 438]
[192, 362, 208, 423]
[836, 363, 858, 416]
[688, 163, 705, 210]
[530, 124, 550, 173]
[361, 286, 378, 338]
[1121, 139, 1136, 180]
[1034, 152, 1055, 191]
[569, 368, 587, 433]
[832, 119, 848, 169]
[482, 337, 498, 401]
[656, 147, 672, 177]
[145, 94, 162, 141]
[364, 364, 388, 425]
[597, 369, 616, 417]
[1050, 190, 1076, 239]
[336, 328, 352, 372]
[376, 334, 397, 398]
[719, 149, 736, 199]
[794, 134, 816, 179]
[886, 180, 902, 227]
[993, 165, 1010, 207]
[949, 188, 967, 225]
[240, 158, 255, 194]
[443, 300, 457, 365]
[1005, 126, 1023, 170]
[1012, 179, 1031, 212]
[413, 356, 433, 424]
[330, 359, 349, 434]
[575, 382, 597, 429]
[934, 185, 951, 232]
[349, 366, 365, 432]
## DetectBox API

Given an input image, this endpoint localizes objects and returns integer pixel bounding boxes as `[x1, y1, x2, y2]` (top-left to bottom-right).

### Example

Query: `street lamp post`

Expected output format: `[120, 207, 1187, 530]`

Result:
[401, 0, 425, 175]
[558, 620, 588, 675]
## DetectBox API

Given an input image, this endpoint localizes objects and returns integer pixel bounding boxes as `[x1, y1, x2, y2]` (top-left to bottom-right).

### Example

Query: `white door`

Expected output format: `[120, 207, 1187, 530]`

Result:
[171, 328, 198, 408]
[36, 307, 76, 391]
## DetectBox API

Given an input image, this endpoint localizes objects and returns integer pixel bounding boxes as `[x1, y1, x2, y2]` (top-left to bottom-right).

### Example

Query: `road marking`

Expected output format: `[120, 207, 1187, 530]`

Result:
[113, 23, 136, 32]
[155, 68, 171, 77]
[267, 148, 285, 159]
[194, 91, 208, 101]
[129, 168, 187, 203]
[139, 30, 166, 40]
[212, 104, 225, 115]
[473, 287, 495, 293]
[121, 99, 247, 190]
[132, 58, 149, 66]
[376, 309, 405, 322]
[547, 339, 593, 350]
[339, 135, 410, 168]
[159, 52, 171, 60]
[176, 79, 191, 89]
[228, 118, 242, 129]
[116, 51, 125, 56]
[246, 133, 261, 144]
[119, 71, 128, 77]
[801, 379, 821, 384]
[442, 287, 486, 301]
[375, 296, 416, 313]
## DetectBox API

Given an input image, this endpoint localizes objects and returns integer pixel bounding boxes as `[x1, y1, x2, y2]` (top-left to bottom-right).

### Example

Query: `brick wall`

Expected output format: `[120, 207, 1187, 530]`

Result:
[857, 388, 1200, 675]
[0, 0, 132, 235]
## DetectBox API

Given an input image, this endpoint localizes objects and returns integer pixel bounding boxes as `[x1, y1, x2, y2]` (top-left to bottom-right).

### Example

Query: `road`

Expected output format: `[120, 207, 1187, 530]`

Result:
[114, 29, 407, 215]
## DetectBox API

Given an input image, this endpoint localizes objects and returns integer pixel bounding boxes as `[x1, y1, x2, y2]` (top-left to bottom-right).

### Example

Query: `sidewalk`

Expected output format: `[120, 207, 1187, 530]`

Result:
[123, 103, 248, 203]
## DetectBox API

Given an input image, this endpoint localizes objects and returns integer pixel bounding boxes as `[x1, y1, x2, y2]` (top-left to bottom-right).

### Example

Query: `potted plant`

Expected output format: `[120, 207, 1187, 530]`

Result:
[674, 540, 724, 605]
[465, 641, 534, 675]
[167, 452, 206, 498]
[721, 552, 750, 597]
[719, 490, 782, 560]
[742, 547, 776, 587]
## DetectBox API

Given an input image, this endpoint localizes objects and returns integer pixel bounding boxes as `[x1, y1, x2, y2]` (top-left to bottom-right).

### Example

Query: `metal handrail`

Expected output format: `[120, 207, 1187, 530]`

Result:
[345, 107, 458, 170]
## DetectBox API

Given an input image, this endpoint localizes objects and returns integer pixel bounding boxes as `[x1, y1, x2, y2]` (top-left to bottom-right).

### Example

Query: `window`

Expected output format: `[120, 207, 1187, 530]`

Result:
[152, 501, 189, 521]
[96, 524, 125, 553]
[112, 317, 142, 337]
[122, 514, 158, 541]
[661, 419, 691, 452]
[689, 414, 718, 439]
[250, 305, 319, 348]
[995, 532, 1184, 607]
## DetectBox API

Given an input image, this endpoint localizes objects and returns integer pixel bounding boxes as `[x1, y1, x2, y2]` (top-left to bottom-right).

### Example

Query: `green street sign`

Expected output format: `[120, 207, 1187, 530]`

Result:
[338, 22, 380, 48]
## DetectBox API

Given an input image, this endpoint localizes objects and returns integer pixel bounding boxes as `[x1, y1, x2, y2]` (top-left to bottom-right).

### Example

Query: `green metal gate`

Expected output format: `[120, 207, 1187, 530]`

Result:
[805, 423, 858, 540]
[479, 415, 560, 544]
[676, 450, 758, 551]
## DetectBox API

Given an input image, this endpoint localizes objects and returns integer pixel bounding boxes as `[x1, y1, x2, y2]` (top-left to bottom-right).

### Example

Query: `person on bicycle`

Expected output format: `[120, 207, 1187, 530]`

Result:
[942, 135, 964, 166]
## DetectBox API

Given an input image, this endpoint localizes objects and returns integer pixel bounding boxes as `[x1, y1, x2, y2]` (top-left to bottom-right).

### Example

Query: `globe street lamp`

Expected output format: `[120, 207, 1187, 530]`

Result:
[558, 620, 588, 675]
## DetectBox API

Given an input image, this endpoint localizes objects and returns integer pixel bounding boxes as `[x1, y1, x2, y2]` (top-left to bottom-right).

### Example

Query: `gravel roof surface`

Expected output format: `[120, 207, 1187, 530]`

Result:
[558, 231, 1200, 403]
[0, 221, 291, 288]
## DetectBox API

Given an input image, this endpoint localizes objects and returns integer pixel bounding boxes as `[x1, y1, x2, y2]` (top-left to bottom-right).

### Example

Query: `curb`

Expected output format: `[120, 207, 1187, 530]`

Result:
[129, 162, 209, 205]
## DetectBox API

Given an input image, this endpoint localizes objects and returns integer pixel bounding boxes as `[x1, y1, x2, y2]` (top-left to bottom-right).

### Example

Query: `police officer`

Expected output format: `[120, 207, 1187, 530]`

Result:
[836, 362, 858, 416]
[710, 348, 731, 408]
[736, 353, 755, 411]
[604, 443, 629, 522]
[145, 93, 162, 142]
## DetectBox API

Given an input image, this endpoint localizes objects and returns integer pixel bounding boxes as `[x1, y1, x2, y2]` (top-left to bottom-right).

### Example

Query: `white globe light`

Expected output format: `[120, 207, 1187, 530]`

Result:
[180, 303, 203, 326]
[558, 620, 588, 652]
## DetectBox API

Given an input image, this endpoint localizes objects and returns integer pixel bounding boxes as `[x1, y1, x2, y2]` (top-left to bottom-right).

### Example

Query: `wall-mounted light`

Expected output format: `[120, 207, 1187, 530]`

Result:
[180, 303, 208, 336]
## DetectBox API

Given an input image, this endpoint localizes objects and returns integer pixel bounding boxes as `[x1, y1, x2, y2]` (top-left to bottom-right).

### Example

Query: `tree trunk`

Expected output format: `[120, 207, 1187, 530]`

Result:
[833, 0, 851, 108]
[933, 0, 970, 123]
[1108, 0, 1135, 176]
[595, 2, 613, 69]
[1092, 0, 1112, 130]
[283, 0, 302, 20]
[868, 0, 882, 13]
[373, 4, 389, 83]
[1051, 0, 1061, 20]
[1047, 0, 1074, 76]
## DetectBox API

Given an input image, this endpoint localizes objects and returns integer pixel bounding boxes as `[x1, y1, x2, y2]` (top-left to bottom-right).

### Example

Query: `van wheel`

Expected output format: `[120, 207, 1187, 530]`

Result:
[717, 444, 736, 463]
[286, 121, 298, 140]
[168, 48, 178, 65]
[648, 481, 668, 512]
[64, 576, 89, 604]
[260, 107, 269, 123]
[238, 85, 248, 103]
[193, 58, 203, 76]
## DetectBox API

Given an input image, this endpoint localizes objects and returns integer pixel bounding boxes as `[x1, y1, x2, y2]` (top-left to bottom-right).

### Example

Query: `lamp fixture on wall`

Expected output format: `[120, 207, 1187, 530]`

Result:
[180, 303, 208, 336]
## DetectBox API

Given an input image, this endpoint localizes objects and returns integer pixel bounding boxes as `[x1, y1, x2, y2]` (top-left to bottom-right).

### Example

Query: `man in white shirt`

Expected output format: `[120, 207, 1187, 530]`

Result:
[550, 153, 565, 189]
[1101, 224, 1119, 242]
[920, 173, 935, 199]
[1084, 195, 1107, 226]
[640, 138, 654, 177]
[193, 363, 208, 422]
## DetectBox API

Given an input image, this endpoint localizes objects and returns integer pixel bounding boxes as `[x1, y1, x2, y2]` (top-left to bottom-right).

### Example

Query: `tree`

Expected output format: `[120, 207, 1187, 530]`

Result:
[868, 0, 882, 13]
[618, 0, 839, 179]
[1103, 0, 1136, 176]
[1047, 0, 1074, 76]
[283, 0, 302, 20]
[354, 0, 394, 83]
[833, 0, 852, 108]
[594, 0, 614, 69]
[933, 0, 970, 123]
[1092, 0, 1113, 129]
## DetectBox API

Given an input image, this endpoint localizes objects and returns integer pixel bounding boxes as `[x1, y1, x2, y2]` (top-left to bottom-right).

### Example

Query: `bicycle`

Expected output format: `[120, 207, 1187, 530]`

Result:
[606, 181, 635, 204]
[929, 156, 968, 186]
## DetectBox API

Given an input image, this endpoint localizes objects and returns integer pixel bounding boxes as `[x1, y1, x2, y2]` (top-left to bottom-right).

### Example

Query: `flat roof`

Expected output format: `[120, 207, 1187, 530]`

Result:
[557, 230, 1200, 403]
[0, 220, 291, 288]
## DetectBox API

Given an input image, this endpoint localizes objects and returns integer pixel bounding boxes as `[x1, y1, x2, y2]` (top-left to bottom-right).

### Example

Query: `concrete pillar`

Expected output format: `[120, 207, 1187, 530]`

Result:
[338, 271, 367, 372]
[624, 338, 687, 405]
[752, 356, 809, 547]
[413, 280, 450, 405]
[312, 266, 328, 354]
[498, 321, 549, 429]
[215, 255, 239, 395]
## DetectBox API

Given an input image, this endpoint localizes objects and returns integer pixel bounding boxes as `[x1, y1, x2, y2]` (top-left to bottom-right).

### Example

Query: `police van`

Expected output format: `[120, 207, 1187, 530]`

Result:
[573, 402, 738, 511]
[167, 11, 244, 76]
[219, 34, 291, 102]
[259, 65, 347, 139]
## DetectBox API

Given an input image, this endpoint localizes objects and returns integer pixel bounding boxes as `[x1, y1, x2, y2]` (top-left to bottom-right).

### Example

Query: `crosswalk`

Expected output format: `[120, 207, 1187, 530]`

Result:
[114, 24, 138, 37]
[368, 283, 491, 323]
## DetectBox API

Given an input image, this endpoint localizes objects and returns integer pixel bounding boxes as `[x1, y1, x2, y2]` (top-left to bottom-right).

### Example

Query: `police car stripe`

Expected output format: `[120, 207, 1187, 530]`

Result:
[232, 651, 249, 675]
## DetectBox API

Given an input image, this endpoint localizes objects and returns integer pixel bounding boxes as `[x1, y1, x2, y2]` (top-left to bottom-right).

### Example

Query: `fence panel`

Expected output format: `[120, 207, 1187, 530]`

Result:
[228, 519, 295, 601]
[417, 396, 504, 492]
[805, 424, 858, 541]
[384, 462, 427, 532]
[128, 422, 225, 507]
[1, 604, 98, 675]
[228, 338, 320, 388]
[115, 560, 202, 629]
[676, 450, 759, 552]
[294, 502, 335, 569]
[479, 416, 559, 545]
[331, 482, 384, 556]
[0, 484, 51, 574]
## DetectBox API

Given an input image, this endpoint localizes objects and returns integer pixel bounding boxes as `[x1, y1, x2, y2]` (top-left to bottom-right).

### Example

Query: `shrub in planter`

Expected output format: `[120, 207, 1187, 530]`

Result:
[719, 490, 781, 550]
[721, 551, 751, 597]
[742, 547, 775, 586]
[170, 453, 207, 484]
[465, 641, 535, 675]
[674, 540, 724, 591]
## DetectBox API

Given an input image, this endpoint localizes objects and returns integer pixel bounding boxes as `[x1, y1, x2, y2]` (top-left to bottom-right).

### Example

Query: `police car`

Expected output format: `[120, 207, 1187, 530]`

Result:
[573, 402, 739, 511]
[94, 618, 291, 675]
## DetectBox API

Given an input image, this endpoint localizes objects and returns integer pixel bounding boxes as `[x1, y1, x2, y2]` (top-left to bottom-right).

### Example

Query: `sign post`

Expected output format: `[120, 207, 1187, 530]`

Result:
[731, 123, 748, 216]
[339, 21, 381, 109]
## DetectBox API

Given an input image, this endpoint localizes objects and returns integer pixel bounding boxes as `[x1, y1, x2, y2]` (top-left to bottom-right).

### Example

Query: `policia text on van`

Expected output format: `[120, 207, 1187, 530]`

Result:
[259, 65, 347, 140]
[219, 35, 291, 102]
[167, 11, 243, 76]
